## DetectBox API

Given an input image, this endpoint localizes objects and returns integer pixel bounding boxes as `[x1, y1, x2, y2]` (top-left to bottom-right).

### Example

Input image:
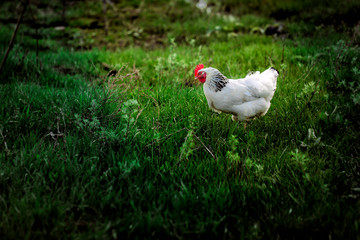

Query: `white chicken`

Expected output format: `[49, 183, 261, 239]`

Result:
[194, 64, 278, 122]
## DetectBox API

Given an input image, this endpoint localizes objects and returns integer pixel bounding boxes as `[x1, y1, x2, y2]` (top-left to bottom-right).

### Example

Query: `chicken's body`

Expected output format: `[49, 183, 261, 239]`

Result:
[196, 66, 278, 121]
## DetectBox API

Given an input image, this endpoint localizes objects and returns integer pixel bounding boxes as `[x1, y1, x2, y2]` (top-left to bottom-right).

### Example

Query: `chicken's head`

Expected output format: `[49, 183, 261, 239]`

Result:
[194, 64, 206, 83]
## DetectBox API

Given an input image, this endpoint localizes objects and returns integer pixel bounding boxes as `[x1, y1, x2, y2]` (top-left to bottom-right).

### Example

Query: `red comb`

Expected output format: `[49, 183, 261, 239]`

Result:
[194, 64, 204, 77]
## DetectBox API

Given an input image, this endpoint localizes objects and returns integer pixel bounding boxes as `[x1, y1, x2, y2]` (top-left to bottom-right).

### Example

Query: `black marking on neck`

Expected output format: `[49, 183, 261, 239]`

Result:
[213, 73, 229, 92]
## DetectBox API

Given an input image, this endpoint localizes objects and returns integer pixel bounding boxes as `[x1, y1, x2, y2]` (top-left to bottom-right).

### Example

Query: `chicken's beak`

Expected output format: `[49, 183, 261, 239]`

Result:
[195, 71, 203, 80]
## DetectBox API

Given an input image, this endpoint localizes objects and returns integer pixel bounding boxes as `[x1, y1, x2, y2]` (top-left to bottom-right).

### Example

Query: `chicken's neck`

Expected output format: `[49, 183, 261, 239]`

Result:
[207, 71, 229, 92]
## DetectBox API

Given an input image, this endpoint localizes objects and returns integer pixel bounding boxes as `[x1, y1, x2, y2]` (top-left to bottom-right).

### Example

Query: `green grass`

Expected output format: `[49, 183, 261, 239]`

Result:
[1, 0, 360, 239]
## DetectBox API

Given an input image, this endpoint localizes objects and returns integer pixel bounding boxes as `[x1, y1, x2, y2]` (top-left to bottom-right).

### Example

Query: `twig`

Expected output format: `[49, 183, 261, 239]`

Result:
[58, 107, 68, 151]
[0, 129, 10, 156]
[145, 128, 187, 148]
[0, 0, 29, 74]
[47, 132, 64, 141]
[146, 126, 217, 160]
[191, 130, 217, 161]
[101, 0, 109, 36]
[294, 58, 320, 83]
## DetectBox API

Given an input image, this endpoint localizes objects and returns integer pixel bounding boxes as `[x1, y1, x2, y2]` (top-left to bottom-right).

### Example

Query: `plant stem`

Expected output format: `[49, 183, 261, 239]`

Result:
[0, 0, 29, 75]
